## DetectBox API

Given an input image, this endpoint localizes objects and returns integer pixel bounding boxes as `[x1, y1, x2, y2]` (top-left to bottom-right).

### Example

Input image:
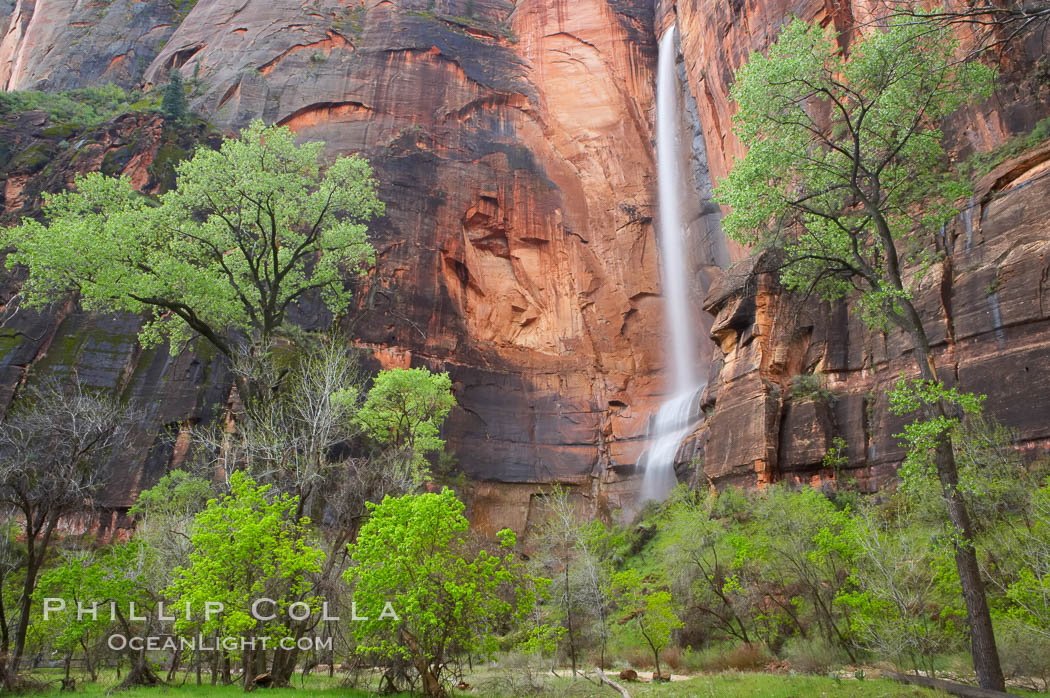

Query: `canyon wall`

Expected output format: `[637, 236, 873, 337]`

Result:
[0, 0, 1048, 532]
[663, 0, 1050, 489]
[0, 0, 686, 534]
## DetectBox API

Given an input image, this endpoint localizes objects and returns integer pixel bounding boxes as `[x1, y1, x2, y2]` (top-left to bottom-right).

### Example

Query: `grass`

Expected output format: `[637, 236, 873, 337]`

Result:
[23, 668, 957, 697]
[24, 669, 406, 696]
[621, 673, 945, 697]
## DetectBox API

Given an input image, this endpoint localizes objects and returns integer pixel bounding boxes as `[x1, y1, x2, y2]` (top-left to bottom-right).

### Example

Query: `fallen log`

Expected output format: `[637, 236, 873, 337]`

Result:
[883, 670, 1023, 698]
[593, 667, 631, 698]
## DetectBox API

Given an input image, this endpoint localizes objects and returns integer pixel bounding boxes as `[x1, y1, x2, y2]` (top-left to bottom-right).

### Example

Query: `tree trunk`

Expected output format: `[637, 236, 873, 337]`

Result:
[401, 629, 446, 698]
[242, 645, 254, 691]
[902, 308, 1005, 691]
[116, 659, 162, 690]
[81, 638, 97, 681]
[166, 646, 180, 682]
[564, 567, 577, 676]
[11, 538, 45, 672]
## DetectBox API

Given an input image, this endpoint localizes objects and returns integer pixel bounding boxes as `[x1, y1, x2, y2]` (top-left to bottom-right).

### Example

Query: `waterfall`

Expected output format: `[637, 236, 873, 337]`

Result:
[639, 25, 705, 504]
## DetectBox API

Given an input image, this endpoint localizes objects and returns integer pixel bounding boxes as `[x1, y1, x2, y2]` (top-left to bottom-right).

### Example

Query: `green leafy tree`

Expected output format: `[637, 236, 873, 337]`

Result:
[128, 470, 214, 684]
[3, 121, 383, 364]
[355, 367, 456, 482]
[344, 488, 546, 697]
[31, 543, 158, 685]
[165, 472, 324, 690]
[661, 488, 757, 647]
[161, 68, 188, 122]
[610, 569, 683, 680]
[747, 486, 858, 660]
[714, 15, 1003, 688]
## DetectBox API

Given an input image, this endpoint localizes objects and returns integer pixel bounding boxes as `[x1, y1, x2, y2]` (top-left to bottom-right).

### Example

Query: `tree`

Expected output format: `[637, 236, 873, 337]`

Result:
[128, 469, 213, 683]
[164, 472, 325, 690]
[533, 486, 613, 673]
[0, 379, 130, 681]
[344, 488, 546, 697]
[30, 542, 160, 687]
[747, 487, 858, 661]
[714, 16, 1003, 689]
[161, 68, 188, 122]
[661, 488, 756, 647]
[2, 121, 383, 365]
[840, 508, 968, 676]
[879, 1, 1050, 58]
[355, 367, 456, 483]
[610, 569, 682, 680]
[195, 336, 365, 518]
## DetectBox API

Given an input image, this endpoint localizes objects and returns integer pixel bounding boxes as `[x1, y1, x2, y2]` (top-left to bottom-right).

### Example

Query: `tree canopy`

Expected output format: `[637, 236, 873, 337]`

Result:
[715, 17, 993, 328]
[345, 488, 544, 697]
[2, 120, 384, 358]
[355, 367, 456, 481]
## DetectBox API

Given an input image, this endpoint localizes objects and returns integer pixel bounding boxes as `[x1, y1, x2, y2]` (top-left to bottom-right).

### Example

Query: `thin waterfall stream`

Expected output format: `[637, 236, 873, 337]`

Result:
[639, 24, 705, 503]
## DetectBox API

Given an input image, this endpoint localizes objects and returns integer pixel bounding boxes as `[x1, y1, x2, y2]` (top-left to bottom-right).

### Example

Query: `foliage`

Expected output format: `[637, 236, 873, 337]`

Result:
[344, 488, 547, 697]
[355, 367, 456, 483]
[161, 69, 189, 122]
[966, 115, 1050, 178]
[610, 569, 683, 679]
[714, 16, 994, 328]
[790, 371, 834, 402]
[838, 510, 967, 674]
[30, 543, 153, 677]
[3, 121, 383, 358]
[165, 472, 324, 662]
[994, 479, 1050, 641]
[0, 84, 152, 131]
[129, 469, 213, 522]
[660, 487, 757, 646]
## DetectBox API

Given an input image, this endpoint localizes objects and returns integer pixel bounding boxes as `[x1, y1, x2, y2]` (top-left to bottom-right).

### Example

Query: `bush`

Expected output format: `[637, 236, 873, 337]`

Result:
[0, 84, 151, 131]
[997, 620, 1050, 692]
[696, 642, 770, 672]
[790, 371, 834, 402]
[781, 636, 849, 674]
[479, 652, 553, 696]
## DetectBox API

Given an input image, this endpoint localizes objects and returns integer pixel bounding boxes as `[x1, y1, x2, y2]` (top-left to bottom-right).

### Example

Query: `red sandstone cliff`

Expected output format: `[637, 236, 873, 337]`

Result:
[663, 0, 1050, 489]
[0, 0, 674, 534]
[0, 0, 1048, 534]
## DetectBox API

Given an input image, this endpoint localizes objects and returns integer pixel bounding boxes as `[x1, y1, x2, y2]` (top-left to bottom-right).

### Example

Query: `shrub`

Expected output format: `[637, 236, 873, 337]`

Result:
[0, 84, 148, 130]
[997, 620, 1050, 692]
[790, 371, 834, 402]
[781, 636, 849, 674]
[696, 642, 770, 672]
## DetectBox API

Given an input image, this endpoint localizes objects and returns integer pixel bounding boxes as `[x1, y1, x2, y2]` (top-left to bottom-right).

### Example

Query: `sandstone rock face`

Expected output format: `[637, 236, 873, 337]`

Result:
[664, 0, 1050, 488]
[698, 142, 1050, 490]
[1, 0, 1049, 532]
[0, 0, 682, 534]
[0, 0, 179, 90]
